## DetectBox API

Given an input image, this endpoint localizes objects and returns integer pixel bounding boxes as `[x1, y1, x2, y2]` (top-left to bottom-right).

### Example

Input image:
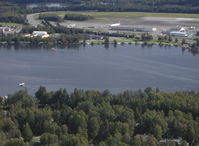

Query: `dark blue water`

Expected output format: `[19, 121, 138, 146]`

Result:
[0, 44, 199, 95]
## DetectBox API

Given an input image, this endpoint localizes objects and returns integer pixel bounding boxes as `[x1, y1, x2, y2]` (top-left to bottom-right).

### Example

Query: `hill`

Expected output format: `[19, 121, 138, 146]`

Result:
[3, 0, 199, 13]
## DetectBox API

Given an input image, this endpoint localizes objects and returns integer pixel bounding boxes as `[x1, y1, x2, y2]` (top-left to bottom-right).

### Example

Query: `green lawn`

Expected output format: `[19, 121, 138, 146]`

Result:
[0, 22, 21, 26]
[31, 136, 40, 143]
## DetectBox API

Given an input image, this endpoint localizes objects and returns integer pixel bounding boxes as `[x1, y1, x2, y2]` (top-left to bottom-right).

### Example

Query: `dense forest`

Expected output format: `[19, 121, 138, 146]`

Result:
[64, 14, 94, 21]
[0, 87, 198, 145]
[1, 0, 199, 13]
[39, 14, 63, 22]
[0, 2, 26, 23]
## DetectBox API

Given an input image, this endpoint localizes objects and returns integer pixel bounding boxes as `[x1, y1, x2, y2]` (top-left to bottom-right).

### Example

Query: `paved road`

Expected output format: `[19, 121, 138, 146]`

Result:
[26, 13, 41, 27]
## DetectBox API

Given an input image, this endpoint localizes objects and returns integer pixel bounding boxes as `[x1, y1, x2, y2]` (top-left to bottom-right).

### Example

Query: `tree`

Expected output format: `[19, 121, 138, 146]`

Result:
[0, 132, 7, 146]
[140, 110, 167, 137]
[153, 125, 162, 140]
[88, 117, 100, 140]
[181, 38, 186, 45]
[104, 37, 109, 48]
[113, 40, 117, 47]
[147, 137, 159, 146]
[4, 138, 27, 146]
[35, 86, 47, 104]
[196, 38, 199, 47]
[40, 133, 58, 146]
[68, 111, 87, 134]
[1, 118, 16, 133]
[168, 36, 172, 42]
[60, 134, 88, 146]
[22, 123, 33, 142]
[132, 135, 142, 146]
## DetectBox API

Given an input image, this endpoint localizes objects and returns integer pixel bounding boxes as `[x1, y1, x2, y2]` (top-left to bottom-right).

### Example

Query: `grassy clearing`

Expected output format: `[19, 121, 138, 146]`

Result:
[0, 22, 21, 26]
[54, 11, 199, 20]
[31, 137, 40, 143]
[0, 105, 5, 109]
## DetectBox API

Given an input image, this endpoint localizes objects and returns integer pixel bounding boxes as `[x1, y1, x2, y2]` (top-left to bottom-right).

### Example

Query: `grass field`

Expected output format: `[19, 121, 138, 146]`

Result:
[53, 11, 199, 20]
[0, 22, 21, 26]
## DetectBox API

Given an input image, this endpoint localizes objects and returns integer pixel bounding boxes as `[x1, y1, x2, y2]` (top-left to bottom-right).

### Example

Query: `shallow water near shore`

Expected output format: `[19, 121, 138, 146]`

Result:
[0, 44, 199, 96]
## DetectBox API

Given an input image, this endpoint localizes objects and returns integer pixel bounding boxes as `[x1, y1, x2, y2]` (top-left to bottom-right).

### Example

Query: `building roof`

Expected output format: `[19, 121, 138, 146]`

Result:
[32, 31, 48, 35]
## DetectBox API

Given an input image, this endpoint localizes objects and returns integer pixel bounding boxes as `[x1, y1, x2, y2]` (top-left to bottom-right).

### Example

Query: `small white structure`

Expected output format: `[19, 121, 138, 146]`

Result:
[32, 31, 49, 38]
[0, 96, 8, 104]
[0, 27, 12, 34]
[152, 27, 157, 32]
[32, 31, 48, 36]
[160, 138, 189, 146]
[67, 24, 76, 28]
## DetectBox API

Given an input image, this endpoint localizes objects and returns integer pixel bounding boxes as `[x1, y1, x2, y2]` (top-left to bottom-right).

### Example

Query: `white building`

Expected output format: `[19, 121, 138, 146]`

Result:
[32, 31, 48, 36]
[32, 31, 49, 38]
[0, 27, 12, 34]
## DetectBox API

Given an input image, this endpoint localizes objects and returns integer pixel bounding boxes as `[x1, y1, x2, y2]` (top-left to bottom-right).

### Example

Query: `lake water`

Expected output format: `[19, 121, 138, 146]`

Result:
[0, 44, 199, 96]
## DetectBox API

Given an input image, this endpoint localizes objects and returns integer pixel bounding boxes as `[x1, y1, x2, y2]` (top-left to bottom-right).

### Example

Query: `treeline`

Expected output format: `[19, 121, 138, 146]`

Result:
[39, 13, 63, 22]
[0, 2, 26, 24]
[0, 15, 26, 24]
[0, 87, 198, 145]
[64, 14, 94, 21]
[38, 13, 94, 22]
[4, 0, 199, 13]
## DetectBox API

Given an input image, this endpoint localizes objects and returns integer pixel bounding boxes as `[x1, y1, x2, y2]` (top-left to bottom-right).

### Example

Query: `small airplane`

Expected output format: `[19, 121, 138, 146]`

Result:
[19, 83, 25, 87]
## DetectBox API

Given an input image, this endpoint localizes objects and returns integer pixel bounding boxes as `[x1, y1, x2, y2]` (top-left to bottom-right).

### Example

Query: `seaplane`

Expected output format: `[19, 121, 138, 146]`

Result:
[19, 82, 25, 87]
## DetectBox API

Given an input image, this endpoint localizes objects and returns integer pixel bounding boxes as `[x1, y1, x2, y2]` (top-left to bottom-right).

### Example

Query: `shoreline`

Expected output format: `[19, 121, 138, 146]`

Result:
[0, 40, 198, 55]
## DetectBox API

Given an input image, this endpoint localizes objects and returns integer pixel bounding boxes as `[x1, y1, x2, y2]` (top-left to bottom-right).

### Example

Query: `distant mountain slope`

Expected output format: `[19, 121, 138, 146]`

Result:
[1, 0, 199, 13]
[4, 0, 199, 5]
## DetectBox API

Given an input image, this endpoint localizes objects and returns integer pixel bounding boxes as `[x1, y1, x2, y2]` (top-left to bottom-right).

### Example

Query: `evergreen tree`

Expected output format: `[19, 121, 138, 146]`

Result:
[4, 138, 27, 146]
[88, 117, 100, 140]
[168, 36, 172, 42]
[181, 38, 186, 45]
[22, 123, 33, 142]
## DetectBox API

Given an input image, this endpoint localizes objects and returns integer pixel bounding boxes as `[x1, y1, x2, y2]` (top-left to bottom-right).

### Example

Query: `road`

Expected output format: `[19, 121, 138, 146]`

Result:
[26, 13, 41, 27]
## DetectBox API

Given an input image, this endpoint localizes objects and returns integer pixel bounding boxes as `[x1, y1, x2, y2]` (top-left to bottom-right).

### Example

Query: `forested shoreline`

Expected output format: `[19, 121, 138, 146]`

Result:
[0, 87, 199, 146]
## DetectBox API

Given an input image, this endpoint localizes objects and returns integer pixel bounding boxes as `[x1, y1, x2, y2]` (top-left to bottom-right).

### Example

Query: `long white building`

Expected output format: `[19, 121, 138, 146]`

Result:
[32, 31, 48, 36]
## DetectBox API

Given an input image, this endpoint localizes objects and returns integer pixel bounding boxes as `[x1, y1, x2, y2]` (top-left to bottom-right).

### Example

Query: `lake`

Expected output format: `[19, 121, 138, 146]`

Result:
[0, 44, 199, 96]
